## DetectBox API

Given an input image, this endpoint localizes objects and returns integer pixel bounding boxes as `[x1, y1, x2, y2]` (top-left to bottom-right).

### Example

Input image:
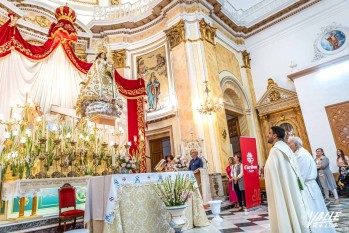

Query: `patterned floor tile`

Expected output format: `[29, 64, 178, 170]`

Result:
[219, 228, 244, 233]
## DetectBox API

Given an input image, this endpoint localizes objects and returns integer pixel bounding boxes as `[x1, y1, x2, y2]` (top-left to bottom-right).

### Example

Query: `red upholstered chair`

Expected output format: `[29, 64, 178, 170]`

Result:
[58, 183, 84, 232]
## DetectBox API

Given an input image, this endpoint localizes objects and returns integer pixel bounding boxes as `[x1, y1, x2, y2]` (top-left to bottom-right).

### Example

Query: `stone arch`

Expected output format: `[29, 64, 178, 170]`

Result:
[220, 71, 251, 111]
[220, 72, 252, 138]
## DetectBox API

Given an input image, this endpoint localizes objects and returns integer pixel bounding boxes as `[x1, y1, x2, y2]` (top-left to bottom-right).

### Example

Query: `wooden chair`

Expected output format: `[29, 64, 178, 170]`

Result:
[58, 183, 84, 232]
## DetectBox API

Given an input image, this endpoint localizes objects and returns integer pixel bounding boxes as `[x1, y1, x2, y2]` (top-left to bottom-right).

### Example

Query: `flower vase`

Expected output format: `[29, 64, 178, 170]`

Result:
[165, 204, 188, 233]
[120, 167, 132, 174]
[208, 200, 223, 221]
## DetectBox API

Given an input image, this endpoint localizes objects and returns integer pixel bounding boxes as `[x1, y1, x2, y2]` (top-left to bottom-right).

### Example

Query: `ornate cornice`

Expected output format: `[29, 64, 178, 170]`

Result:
[165, 20, 186, 49]
[89, 0, 320, 39]
[199, 18, 216, 45]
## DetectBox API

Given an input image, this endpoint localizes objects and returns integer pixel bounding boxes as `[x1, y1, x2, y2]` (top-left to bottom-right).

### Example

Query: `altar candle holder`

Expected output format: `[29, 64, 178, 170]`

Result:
[67, 141, 78, 177]
[60, 152, 70, 176]
[77, 149, 88, 176]
[112, 143, 119, 174]
[101, 142, 110, 175]
[51, 139, 63, 178]
[35, 138, 48, 179]
[92, 152, 100, 176]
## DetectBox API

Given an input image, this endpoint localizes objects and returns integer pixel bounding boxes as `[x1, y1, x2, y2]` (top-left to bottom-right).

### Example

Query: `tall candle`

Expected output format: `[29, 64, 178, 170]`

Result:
[32, 125, 35, 142]
[46, 126, 48, 152]
[42, 116, 45, 138]
[72, 118, 75, 139]
[95, 135, 98, 153]
[112, 154, 115, 166]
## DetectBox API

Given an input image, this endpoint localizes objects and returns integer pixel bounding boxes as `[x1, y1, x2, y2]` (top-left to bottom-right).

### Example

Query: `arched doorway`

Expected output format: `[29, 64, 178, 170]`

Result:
[221, 75, 252, 156]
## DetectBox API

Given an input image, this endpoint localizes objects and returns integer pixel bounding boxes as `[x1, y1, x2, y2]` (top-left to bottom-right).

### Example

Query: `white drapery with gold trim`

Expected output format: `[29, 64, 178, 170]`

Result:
[0, 45, 84, 117]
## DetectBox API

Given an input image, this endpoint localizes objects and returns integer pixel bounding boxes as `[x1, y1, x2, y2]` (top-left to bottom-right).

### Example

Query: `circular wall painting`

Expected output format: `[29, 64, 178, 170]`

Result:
[320, 30, 346, 51]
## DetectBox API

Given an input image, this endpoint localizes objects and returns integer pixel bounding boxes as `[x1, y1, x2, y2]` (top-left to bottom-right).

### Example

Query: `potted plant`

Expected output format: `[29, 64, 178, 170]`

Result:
[153, 174, 196, 233]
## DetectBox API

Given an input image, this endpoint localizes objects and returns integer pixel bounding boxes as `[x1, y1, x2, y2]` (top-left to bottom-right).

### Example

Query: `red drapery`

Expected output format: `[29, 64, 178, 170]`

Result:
[114, 71, 146, 173]
[0, 12, 147, 172]
[0, 19, 92, 73]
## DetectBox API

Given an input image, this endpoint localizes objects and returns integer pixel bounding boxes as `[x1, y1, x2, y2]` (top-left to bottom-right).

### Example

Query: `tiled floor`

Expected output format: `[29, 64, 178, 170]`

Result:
[185, 198, 349, 233]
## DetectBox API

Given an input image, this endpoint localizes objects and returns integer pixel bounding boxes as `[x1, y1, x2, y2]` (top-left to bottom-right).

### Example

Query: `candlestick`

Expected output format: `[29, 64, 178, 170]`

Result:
[32, 124, 36, 143]
[112, 154, 115, 166]
[72, 118, 75, 139]
[42, 116, 46, 138]
[46, 126, 49, 152]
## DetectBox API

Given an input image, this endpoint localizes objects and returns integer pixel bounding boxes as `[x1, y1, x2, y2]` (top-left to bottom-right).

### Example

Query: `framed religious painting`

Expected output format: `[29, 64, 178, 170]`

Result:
[135, 46, 170, 112]
[313, 23, 349, 61]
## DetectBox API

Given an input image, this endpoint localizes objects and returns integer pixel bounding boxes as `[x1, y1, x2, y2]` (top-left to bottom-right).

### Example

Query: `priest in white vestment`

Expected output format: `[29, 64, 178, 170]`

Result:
[287, 136, 336, 233]
[265, 126, 310, 233]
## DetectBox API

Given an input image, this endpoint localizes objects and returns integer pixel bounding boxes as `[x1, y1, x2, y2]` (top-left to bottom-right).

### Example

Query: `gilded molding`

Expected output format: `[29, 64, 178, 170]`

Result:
[111, 0, 120, 5]
[256, 78, 300, 115]
[165, 20, 186, 49]
[112, 49, 127, 68]
[241, 50, 251, 69]
[199, 19, 216, 45]
[267, 78, 278, 89]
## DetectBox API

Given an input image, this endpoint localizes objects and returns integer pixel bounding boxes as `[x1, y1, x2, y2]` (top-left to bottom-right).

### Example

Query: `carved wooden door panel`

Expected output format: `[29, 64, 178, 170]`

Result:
[326, 101, 349, 155]
[227, 118, 241, 155]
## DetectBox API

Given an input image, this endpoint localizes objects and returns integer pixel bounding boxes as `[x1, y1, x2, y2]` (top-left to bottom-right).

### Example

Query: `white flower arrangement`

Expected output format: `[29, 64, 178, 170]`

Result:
[173, 155, 187, 170]
[118, 154, 139, 170]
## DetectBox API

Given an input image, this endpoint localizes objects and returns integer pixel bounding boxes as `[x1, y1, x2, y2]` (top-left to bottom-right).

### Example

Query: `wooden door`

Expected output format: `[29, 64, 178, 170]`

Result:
[326, 101, 349, 155]
[149, 137, 171, 171]
[227, 117, 241, 155]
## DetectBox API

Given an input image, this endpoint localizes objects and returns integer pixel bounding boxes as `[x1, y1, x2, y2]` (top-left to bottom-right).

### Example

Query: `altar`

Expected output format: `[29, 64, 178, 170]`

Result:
[84, 171, 209, 233]
[1, 177, 89, 219]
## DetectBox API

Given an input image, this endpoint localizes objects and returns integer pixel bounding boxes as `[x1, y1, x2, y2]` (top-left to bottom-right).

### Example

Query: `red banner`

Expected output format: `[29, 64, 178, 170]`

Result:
[240, 137, 261, 209]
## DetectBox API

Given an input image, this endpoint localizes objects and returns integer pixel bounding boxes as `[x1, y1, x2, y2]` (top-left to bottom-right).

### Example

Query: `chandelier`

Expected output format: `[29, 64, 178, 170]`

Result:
[197, 80, 223, 115]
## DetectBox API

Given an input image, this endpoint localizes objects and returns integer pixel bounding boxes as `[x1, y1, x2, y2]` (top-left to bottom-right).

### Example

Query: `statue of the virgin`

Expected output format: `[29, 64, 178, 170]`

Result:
[76, 52, 122, 118]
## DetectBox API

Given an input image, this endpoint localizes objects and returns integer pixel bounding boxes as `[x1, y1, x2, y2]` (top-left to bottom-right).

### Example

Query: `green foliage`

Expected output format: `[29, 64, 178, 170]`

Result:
[152, 174, 197, 207]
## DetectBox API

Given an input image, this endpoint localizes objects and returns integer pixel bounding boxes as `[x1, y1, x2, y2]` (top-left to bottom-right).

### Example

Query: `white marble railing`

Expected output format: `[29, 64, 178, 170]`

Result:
[93, 0, 159, 20]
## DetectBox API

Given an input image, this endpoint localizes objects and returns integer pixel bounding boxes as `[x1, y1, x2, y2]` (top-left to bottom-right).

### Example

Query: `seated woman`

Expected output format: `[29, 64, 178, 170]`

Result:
[165, 155, 177, 172]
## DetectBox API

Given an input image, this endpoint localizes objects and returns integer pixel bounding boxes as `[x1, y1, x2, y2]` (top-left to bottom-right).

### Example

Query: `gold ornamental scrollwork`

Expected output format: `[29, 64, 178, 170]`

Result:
[165, 20, 186, 49]
[268, 90, 281, 102]
[241, 50, 251, 69]
[267, 78, 278, 89]
[199, 19, 216, 45]
[112, 49, 127, 68]
[111, 0, 120, 5]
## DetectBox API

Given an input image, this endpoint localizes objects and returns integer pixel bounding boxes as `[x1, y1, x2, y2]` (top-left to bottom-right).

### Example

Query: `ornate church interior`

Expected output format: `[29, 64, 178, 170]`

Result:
[0, 0, 348, 232]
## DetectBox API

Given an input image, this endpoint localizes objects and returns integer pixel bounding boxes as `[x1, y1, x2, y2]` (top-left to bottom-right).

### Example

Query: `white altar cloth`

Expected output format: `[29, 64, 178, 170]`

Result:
[1, 176, 90, 200]
[84, 171, 209, 233]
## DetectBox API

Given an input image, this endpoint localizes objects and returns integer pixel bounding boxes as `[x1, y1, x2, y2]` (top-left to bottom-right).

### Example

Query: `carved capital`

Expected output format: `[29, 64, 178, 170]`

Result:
[111, 0, 120, 5]
[112, 49, 127, 68]
[165, 20, 186, 49]
[260, 115, 269, 121]
[241, 50, 251, 69]
[199, 19, 216, 45]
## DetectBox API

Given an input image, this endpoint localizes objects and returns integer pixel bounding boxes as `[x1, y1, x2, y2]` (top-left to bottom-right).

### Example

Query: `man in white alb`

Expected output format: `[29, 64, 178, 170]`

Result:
[287, 136, 336, 233]
[264, 126, 309, 233]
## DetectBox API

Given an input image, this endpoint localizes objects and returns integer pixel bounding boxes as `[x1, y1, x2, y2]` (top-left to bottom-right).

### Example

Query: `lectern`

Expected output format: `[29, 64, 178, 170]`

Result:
[193, 168, 212, 204]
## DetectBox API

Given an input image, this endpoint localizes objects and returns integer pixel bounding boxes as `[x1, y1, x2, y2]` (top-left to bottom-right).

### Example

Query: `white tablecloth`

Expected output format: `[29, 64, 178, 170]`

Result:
[84, 171, 209, 233]
[1, 176, 90, 200]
